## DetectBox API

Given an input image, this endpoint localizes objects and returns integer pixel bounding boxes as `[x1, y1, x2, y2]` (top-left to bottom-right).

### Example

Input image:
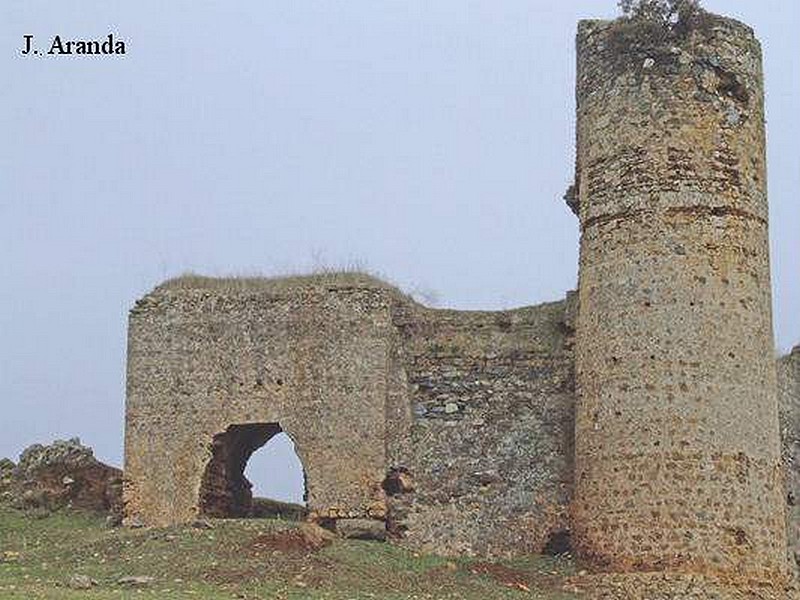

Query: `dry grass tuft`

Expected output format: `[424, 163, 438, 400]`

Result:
[152, 265, 418, 303]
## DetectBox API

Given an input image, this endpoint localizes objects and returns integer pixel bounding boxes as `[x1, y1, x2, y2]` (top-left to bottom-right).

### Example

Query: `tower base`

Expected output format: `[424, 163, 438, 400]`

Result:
[566, 572, 799, 600]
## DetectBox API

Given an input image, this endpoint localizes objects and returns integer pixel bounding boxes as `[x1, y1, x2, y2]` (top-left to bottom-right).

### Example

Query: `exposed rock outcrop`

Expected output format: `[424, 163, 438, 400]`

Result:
[4, 438, 122, 518]
[0, 458, 15, 502]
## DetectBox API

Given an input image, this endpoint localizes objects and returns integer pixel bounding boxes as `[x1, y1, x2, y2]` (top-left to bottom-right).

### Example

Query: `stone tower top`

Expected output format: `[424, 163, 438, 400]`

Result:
[572, 11, 765, 223]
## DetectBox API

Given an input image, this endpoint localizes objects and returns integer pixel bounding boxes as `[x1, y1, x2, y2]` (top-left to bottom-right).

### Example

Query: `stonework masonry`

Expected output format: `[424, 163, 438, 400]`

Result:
[572, 13, 787, 589]
[780, 347, 800, 564]
[124, 8, 799, 600]
[390, 296, 576, 556]
[124, 275, 576, 557]
[124, 276, 800, 590]
[125, 277, 399, 528]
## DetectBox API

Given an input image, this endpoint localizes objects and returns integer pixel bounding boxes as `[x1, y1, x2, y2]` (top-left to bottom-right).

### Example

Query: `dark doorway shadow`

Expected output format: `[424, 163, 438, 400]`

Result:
[198, 423, 307, 519]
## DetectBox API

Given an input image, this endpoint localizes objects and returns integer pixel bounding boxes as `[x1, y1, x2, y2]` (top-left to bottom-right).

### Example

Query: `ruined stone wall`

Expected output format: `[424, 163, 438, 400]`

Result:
[572, 13, 787, 588]
[124, 271, 800, 569]
[124, 275, 577, 557]
[389, 296, 576, 557]
[124, 276, 399, 527]
[779, 347, 800, 565]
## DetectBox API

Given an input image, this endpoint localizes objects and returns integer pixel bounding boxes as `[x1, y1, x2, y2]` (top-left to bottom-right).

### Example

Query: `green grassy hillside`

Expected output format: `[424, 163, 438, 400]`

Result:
[0, 506, 580, 599]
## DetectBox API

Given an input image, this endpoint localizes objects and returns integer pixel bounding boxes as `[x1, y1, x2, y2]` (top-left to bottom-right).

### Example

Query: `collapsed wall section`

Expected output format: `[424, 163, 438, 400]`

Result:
[388, 297, 576, 557]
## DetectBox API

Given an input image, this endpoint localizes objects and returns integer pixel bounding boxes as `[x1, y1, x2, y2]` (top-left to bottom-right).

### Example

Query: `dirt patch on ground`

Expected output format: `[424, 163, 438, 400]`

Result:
[247, 523, 334, 555]
[203, 523, 336, 587]
[249, 530, 319, 554]
[468, 561, 565, 594]
[205, 551, 336, 589]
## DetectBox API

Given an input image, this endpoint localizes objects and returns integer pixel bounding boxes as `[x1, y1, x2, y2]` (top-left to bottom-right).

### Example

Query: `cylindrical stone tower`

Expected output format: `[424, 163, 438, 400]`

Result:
[571, 12, 787, 587]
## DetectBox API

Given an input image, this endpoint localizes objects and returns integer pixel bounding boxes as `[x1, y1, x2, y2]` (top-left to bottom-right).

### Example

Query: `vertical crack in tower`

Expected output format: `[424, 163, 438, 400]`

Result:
[571, 12, 788, 587]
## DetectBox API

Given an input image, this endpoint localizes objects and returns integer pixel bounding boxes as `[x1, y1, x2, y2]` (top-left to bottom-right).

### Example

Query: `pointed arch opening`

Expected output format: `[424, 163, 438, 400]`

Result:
[198, 423, 307, 520]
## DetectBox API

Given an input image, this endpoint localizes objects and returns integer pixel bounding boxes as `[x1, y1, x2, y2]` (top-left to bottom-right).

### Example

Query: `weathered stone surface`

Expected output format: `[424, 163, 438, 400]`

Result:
[568, 571, 799, 600]
[124, 273, 573, 557]
[0, 458, 14, 501]
[121, 273, 800, 573]
[125, 275, 399, 528]
[16, 438, 93, 476]
[336, 518, 386, 541]
[389, 299, 574, 557]
[780, 347, 800, 567]
[383, 468, 414, 495]
[7, 439, 121, 515]
[572, 10, 788, 593]
[0, 458, 15, 479]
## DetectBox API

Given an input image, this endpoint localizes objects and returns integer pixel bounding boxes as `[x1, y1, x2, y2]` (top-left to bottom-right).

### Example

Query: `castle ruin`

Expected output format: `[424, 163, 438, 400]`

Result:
[572, 14, 786, 585]
[124, 9, 800, 599]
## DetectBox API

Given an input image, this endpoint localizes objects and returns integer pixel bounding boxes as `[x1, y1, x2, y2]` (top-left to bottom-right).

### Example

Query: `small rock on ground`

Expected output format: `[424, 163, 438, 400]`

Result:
[117, 575, 155, 587]
[68, 574, 96, 589]
[192, 519, 214, 529]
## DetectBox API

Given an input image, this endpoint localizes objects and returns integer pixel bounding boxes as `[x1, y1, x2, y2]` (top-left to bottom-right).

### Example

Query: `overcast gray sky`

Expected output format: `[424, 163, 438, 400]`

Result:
[2, 1, 797, 502]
